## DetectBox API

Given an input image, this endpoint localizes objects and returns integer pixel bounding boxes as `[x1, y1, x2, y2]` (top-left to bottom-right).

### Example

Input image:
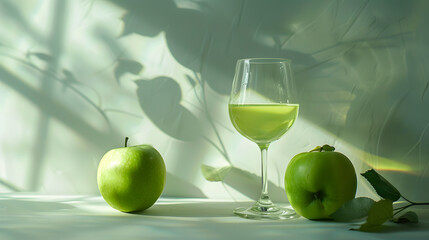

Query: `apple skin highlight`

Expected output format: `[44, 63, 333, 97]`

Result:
[97, 144, 166, 213]
[285, 149, 357, 220]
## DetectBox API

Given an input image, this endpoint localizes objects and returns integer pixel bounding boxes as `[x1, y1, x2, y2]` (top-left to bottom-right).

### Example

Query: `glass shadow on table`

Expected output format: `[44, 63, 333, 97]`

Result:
[137, 200, 253, 218]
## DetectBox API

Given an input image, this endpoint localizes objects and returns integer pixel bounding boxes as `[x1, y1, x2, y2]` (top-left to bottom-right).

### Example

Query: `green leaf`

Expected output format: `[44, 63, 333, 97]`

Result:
[392, 211, 419, 224]
[356, 199, 393, 232]
[201, 164, 232, 182]
[331, 197, 375, 222]
[309, 145, 335, 152]
[361, 169, 401, 201]
[321, 144, 335, 152]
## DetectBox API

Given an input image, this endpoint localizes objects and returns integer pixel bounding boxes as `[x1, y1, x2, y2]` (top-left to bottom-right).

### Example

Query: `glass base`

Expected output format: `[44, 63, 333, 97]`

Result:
[233, 201, 299, 220]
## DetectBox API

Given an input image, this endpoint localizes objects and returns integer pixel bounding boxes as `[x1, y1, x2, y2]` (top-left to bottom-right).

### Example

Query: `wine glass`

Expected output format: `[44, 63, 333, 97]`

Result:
[228, 58, 299, 220]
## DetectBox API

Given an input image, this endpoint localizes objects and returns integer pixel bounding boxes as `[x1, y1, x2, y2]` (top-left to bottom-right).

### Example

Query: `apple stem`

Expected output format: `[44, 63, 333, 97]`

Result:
[310, 146, 322, 152]
[125, 137, 129, 147]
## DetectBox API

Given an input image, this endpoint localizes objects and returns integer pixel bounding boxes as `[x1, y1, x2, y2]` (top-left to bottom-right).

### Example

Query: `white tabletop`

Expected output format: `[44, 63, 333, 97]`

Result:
[0, 193, 428, 240]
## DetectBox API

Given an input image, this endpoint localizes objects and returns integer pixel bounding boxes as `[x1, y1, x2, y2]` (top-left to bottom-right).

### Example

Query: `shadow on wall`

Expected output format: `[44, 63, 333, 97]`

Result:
[111, 0, 321, 199]
[135, 77, 202, 141]
[0, 0, 126, 193]
[0, 0, 426, 201]
[112, 0, 429, 197]
[111, 0, 319, 94]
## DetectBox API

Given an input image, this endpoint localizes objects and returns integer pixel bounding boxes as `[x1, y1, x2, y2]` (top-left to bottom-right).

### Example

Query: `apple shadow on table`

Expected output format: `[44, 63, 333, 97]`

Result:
[137, 201, 251, 218]
[162, 173, 207, 198]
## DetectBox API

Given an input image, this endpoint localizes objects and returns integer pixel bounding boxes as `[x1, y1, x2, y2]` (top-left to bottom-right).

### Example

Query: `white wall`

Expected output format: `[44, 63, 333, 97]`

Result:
[0, 0, 428, 202]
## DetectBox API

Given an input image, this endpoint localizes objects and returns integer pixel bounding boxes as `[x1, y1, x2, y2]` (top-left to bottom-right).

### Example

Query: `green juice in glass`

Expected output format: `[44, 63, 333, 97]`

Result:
[229, 104, 299, 144]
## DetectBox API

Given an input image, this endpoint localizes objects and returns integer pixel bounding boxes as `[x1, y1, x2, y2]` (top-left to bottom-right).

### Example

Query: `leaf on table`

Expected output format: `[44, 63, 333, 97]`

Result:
[361, 169, 401, 201]
[355, 199, 393, 232]
[201, 164, 232, 182]
[331, 197, 375, 222]
[392, 211, 419, 224]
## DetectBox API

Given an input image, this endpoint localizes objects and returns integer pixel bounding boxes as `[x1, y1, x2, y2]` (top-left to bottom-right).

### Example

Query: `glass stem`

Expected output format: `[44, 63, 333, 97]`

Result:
[258, 144, 273, 207]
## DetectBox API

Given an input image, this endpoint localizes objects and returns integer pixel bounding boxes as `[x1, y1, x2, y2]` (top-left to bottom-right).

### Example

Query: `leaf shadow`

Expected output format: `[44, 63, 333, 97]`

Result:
[110, 0, 319, 95]
[114, 59, 143, 85]
[135, 77, 202, 141]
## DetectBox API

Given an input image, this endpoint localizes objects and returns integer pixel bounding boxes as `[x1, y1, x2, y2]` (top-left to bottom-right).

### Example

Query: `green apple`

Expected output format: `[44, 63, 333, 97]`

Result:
[97, 137, 166, 212]
[285, 145, 357, 220]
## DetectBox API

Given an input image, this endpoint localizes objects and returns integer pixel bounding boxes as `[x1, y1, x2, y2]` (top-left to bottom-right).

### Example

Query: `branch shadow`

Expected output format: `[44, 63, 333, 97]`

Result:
[110, 0, 319, 95]
[112, 0, 429, 199]
[0, 0, 131, 192]
[0, 66, 121, 150]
